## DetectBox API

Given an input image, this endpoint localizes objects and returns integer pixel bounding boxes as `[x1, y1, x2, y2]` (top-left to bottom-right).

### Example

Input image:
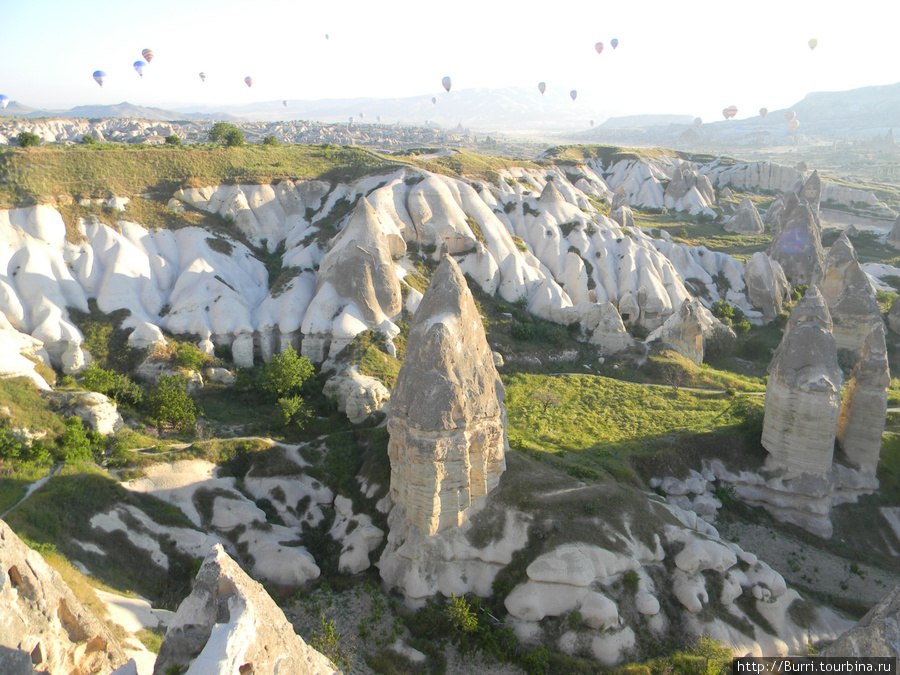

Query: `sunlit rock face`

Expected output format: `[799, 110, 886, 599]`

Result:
[0, 519, 128, 675]
[761, 286, 842, 477]
[387, 255, 507, 536]
[646, 298, 732, 366]
[837, 324, 890, 476]
[767, 193, 824, 286]
[153, 545, 337, 675]
[822, 585, 900, 658]
[724, 197, 764, 235]
[742, 252, 790, 321]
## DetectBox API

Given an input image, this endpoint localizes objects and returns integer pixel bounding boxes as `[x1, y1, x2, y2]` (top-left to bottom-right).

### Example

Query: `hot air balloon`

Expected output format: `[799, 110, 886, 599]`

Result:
[199, 72, 206, 83]
[611, 38, 619, 49]
[377, 115, 381, 122]
[788, 119, 800, 131]
[759, 107, 768, 117]
[694, 117, 702, 128]
[808, 39, 817, 50]
[325, 34, 329, 40]
[359, 112, 365, 119]
[441, 76, 451, 92]
[590, 120, 594, 126]
[538, 82, 546, 95]
[594, 42, 604, 54]
[784, 110, 796, 122]
[570, 90, 577, 101]
[283, 100, 288, 107]
[0, 95, 8, 109]
[133, 60, 146, 77]
[141, 49, 154, 63]
[722, 105, 738, 119]
[244, 76, 253, 88]
[93, 71, 107, 87]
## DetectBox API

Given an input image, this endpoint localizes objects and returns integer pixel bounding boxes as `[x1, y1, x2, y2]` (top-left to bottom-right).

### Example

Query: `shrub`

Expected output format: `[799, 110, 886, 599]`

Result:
[208, 122, 245, 147]
[81, 134, 96, 145]
[164, 135, 181, 145]
[256, 346, 314, 401]
[278, 395, 312, 430]
[146, 374, 196, 432]
[17, 132, 41, 147]
[262, 135, 279, 146]
[58, 417, 94, 462]
[81, 363, 143, 407]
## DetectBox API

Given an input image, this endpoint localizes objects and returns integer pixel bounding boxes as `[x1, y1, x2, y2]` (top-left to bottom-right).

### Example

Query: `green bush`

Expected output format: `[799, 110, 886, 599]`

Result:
[81, 363, 143, 407]
[256, 346, 314, 401]
[262, 135, 279, 146]
[278, 395, 312, 429]
[81, 134, 96, 145]
[164, 135, 181, 146]
[208, 122, 245, 147]
[58, 417, 95, 462]
[146, 374, 196, 432]
[17, 132, 41, 148]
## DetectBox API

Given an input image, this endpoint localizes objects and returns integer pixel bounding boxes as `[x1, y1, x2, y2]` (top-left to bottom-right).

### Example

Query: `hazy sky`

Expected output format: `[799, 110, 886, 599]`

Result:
[1, 0, 895, 122]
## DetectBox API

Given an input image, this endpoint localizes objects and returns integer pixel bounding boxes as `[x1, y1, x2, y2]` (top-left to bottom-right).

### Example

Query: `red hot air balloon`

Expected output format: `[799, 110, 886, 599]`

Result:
[722, 106, 738, 120]
[788, 119, 800, 131]
[142, 49, 154, 63]
[759, 107, 768, 117]
[244, 76, 253, 88]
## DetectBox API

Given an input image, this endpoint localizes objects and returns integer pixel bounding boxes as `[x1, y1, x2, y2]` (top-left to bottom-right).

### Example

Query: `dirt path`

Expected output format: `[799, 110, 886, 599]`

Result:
[1, 463, 63, 519]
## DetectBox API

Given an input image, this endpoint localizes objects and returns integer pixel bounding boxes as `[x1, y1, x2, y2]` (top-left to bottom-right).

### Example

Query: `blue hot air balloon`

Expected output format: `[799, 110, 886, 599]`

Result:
[611, 38, 619, 49]
[133, 60, 147, 77]
[93, 71, 107, 87]
[0, 95, 9, 109]
[442, 76, 451, 92]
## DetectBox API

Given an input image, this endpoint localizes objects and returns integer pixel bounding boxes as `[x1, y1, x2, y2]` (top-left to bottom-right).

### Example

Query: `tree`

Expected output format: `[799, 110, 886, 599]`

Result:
[147, 373, 197, 433]
[691, 634, 732, 675]
[531, 388, 561, 412]
[445, 594, 478, 635]
[58, 416, 93, 462]
[262, 135, 279, 146]
[164, 134, 181, 145]
[17, 132, 40, 147]
[81, 134, 96, 145]
[208, 122, 244, 147]
[256, 346, 314, 401]
[278, 395, 312, 430]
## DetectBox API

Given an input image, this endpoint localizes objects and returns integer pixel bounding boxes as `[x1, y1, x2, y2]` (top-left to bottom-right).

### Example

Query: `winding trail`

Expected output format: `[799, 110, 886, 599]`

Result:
[1, 463, 63, 519]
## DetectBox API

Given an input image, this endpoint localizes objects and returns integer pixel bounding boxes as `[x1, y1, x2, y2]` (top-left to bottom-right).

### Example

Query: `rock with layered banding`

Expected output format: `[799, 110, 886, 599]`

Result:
[837, 324, 890, 475]
[762, 287, 842, 476]
[387, 255, 506, 535]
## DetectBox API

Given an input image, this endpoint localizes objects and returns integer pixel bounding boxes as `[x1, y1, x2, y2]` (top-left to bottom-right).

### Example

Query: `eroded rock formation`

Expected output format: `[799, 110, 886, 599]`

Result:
[646, 298, 732, 365]
[153, 545, 337, 675]
[0, 519, 128, 675]
[387, 255, 507, 536]
[742, 252, 790, 321]
[761, 286, 842, 476]
[837, 324, 890, 476]
[821, 585, 900, 657]
[723, 197, 764, 235]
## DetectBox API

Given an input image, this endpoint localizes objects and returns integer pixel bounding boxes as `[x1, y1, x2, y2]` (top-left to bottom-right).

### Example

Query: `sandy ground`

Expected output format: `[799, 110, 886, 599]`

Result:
[718, 519, 900, 609]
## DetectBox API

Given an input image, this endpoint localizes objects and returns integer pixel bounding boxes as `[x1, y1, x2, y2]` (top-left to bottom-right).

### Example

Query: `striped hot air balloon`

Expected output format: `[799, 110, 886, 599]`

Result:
[759, 107, 768, 117]
[784, 110, 796, 122]
[722, 105, 738, 119]
[788, 119, 801, 131]
[142, 48, 154, 62]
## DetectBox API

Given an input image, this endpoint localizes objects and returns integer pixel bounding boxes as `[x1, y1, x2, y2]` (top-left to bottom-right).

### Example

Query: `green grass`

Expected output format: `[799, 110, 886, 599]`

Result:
[408, 150, 541, 185]
[0, 461, 52, 514]
[0, 377, 65, 435]
[0, 144, 405, 207]
[504, 373, 758, 480]
[636, 211, 772, 262]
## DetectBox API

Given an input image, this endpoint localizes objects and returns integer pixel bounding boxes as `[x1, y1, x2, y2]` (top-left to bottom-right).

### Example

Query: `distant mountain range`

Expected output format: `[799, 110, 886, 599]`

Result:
[2, 82, 899, 143]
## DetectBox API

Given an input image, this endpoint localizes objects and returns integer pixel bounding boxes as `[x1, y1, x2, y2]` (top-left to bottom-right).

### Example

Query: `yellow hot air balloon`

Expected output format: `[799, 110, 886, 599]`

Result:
[759, 107, 768, 117]
[788, 119, 800, 131]
[722, 106, 738, 120]
[808, 38, 818, 50]
[142, 48, 154, 62]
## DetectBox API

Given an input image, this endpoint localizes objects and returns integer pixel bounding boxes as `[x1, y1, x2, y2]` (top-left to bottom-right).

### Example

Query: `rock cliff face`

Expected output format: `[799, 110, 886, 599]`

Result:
[387, 255, 507, 535]
[0, 519, 128, 675]
[830, 263, 882, 355]
[153, 545, 337, 675]
[724, 197, 764, 235]
[761, 286, 842, 477]
[837, 324, 890, 475]
[821, 585, 900, 657]
[767, 189, 825, 286]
